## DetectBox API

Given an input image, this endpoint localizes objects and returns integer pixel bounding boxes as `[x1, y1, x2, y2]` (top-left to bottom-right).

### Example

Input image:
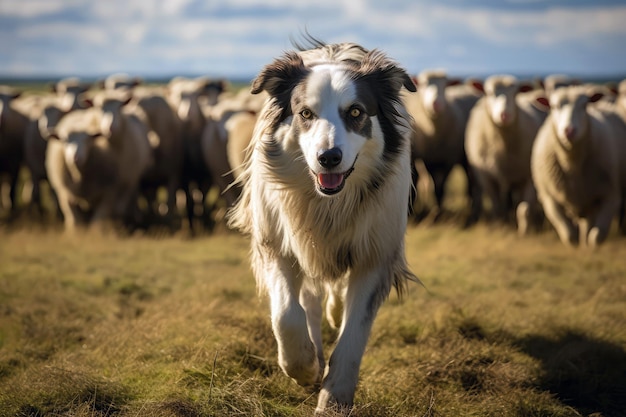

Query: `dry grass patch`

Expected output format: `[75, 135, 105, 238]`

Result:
[1, 222, 625, 416]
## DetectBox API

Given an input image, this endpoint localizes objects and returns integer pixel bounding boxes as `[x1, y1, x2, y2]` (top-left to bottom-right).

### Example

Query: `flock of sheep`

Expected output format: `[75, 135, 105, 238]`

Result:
[404, 71, 626, 248]
[0, 75, 264, 235]
[1, 71, 625, 247]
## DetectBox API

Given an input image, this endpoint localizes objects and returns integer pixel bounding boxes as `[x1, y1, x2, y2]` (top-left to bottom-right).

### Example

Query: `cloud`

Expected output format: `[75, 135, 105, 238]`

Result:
[2, 0, 625, 78]
[433, 5, 626, 46]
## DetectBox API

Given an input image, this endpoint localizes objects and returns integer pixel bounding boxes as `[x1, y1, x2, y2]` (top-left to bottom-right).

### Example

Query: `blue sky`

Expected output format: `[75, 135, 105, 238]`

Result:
[1, 0, 625, 81]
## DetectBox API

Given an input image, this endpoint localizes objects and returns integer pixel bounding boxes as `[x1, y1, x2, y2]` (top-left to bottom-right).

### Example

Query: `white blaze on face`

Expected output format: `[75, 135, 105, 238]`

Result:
[551, 93, 587, 146]
[554, 102, 575, 144]
[421, 82, 445, 116]
[488, 93, 511, 126]
[299, 65, 365, 176]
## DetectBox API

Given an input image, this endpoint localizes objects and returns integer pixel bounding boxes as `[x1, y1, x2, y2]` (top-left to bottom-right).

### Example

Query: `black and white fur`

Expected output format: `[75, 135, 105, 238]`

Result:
[228, 41, 417, 413]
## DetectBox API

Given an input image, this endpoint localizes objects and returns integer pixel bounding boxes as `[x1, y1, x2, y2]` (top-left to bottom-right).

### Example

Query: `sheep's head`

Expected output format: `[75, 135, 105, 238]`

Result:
[484, 75, 534, 127]
[548, 86, 603, 149]
[416, 69, 450, 118]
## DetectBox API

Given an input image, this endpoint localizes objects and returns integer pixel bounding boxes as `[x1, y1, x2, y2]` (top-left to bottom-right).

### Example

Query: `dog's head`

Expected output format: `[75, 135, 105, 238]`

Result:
[251, 46, 415, 196]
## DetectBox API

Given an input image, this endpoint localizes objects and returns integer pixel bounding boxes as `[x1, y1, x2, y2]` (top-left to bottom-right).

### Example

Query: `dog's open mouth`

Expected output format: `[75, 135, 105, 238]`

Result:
[316, 167, 354, 195]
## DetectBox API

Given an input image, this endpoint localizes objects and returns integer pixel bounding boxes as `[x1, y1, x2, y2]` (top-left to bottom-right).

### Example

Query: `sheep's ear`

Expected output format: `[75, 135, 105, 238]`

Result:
[250, 52, 309, 97]
[410, 75, 419, 88]
[121, 94, 133, 106]
[468, 79, 484, 94]
[447, 78, 462, 87]
[533, 96, 550, 112]
[518, 82, 535, 94]
[588, 92, 604, 103]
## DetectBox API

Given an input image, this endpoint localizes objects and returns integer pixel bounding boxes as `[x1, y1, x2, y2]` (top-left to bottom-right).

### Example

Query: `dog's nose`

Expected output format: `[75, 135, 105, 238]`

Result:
[317, 147, 342, 168]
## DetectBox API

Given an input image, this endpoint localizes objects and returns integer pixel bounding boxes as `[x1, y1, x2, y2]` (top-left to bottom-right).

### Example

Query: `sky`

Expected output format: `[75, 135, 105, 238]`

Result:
[1, 0, 626, 81]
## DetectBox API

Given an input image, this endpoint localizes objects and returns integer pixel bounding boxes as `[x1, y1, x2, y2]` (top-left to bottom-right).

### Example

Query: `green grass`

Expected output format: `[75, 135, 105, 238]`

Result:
[1, 172, 626, 416]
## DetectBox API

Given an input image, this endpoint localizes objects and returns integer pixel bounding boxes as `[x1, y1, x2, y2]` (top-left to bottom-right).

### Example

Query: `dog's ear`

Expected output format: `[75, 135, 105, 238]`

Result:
[357, 50, 416, 94]
[250, 52, 310, 97]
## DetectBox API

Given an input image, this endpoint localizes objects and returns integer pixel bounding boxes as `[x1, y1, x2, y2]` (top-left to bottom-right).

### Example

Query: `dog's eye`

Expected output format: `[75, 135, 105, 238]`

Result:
[349, 107, 362, 118]
[300, 109, 313, 119]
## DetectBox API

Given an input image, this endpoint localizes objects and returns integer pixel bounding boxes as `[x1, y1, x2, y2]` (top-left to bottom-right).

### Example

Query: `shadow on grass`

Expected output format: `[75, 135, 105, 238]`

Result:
[455, 316, 626, 416]
[510, 330, 626, 417]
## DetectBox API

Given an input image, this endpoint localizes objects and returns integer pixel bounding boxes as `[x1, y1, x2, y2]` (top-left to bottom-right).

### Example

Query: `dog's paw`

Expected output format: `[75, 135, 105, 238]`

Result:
[278, 343, 321, 387]
[315, 388, 353, 416]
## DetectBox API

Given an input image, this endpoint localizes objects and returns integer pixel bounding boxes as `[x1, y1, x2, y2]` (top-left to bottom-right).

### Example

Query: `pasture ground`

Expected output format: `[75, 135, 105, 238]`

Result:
[1, 170, 626, 416]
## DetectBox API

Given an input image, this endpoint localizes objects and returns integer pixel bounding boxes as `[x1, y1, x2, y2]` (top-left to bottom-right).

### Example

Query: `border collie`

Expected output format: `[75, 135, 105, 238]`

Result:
[228, 40, 417, 414]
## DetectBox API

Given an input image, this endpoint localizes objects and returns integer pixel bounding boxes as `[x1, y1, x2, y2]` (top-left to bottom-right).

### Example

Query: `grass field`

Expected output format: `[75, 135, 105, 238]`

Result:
[1, 172, 626, 416]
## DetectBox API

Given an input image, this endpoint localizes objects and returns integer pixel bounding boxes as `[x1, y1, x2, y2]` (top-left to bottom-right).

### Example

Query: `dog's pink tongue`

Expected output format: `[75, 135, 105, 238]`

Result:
[318, 173, 344, 189]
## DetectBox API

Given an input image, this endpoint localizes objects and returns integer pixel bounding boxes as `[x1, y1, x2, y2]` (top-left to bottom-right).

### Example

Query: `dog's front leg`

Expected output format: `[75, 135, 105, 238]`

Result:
[316, 266, 391, 414]
[300, 286, 326, 378]
[264, 255, 321, 387]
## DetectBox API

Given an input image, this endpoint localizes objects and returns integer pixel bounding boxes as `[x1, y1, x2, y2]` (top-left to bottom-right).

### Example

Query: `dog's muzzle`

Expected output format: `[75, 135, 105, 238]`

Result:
[316, 169, 354, 195]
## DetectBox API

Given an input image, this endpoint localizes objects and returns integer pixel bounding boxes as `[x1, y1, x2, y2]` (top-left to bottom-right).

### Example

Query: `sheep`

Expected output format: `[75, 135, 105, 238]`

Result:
[543, 74, 579, 95]
[402, 69, 482, 223]
[208, 87, 267, 180]
[224, 110, 258, 180]
[23, 93, 74, 220]
[0, 86, 28, 218]
[51, 77, 91, 110]
[103, 73, 142, 91]
[612, 79, 626, 234]
[132, 89, 185, 231]
[531, 86, 626, 248]
[167, 76, 227, 234]
[45, 95, 153, 233]
[102, 80, 185, 231]
[465, 74, 548, 230]
[199, 117, 240, 225]
[617, 79, 626, 113]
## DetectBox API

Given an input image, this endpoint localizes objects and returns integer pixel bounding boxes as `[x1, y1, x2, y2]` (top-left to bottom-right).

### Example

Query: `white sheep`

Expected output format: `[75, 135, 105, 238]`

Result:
[402, 69, 482, 223]
[465, 74, 548, 230]
[0, 86, 28, 216]
[45, 97, 153, 233]
[612, 79, 626, 233]
[543, 74, 579, 95]
[167, 76, 226, 234]
[531, 86, 626, 247]
[617, 79, 626, 113]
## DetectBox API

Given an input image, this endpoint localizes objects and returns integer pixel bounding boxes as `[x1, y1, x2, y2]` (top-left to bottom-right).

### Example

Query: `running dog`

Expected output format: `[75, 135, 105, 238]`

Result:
[228, 40, 417, 414]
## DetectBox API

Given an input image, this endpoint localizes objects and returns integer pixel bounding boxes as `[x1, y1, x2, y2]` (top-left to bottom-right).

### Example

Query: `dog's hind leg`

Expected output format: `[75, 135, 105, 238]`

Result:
[316, 265, 391, 413]
[325, 281, 345, 330]
[264, 254, 321, 387]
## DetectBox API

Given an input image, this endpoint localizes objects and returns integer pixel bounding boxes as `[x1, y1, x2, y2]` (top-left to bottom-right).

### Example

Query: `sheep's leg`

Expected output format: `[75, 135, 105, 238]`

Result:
[587, 196, 620, 248]
[465, 165, 483, 227]
[263, 253, 320, 388]
[542, 197, 578, 246]
[618, 191, 626, 235]
[517, 181, 543, 235]
[182, 181, 196, 235]
[165, 176, 181, 230]
[482, 175, 504, 222]
[316, 264, 390, 414]
[462, 157, 481, 227]
[54, 189, 78, 233]
[431, 165, 452, 221]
